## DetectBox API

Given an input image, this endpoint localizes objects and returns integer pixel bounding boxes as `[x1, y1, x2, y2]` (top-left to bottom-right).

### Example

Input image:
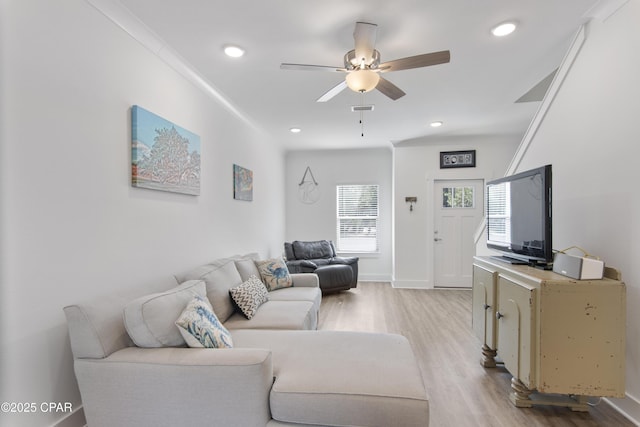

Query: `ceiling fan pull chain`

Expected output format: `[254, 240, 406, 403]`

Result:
[360, 91, 365, 137]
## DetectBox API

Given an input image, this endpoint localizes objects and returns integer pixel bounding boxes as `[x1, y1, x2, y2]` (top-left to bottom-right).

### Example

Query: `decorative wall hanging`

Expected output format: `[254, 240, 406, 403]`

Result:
[233, 164, 253, 201]
[297, 166, 321, 204]
[131, 105, 201, 195]
[440, 150, 476, 169]
[405, 196, 417, 212]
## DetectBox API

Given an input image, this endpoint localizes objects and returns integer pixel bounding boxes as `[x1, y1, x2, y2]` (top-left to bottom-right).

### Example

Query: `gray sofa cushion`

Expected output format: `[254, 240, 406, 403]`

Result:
[235, 258, 262, 282]
[292, 240, 335, 260]
[175, 259, 243, 322]
[268, 286, 321, 315]
[224, 301, 317, 331]
[123, 280, 206, 348]
[232, 329, 429, 427]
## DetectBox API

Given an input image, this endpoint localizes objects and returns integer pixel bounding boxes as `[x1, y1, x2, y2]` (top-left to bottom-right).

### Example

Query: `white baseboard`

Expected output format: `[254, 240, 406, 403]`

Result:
[391, 280, 433, 289]
[358, 274, 392, 282]
[605, 394, 640, 426]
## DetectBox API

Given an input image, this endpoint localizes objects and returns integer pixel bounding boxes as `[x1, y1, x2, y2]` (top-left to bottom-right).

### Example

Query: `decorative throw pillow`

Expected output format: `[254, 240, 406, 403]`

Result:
[255, 258, 293, 291]
[229, 275, 269, 319]
[175, 295, 233, 348]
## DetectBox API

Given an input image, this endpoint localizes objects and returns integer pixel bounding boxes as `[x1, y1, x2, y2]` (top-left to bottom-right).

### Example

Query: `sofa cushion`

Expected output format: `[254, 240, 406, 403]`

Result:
[235, 257, 262, 282]
[175, 295, 233, 348]
[224, 301, 316, 331]
[283, 242, 295, 261]
[231, 330, 429, 427]
[292, 240, 334, 260]
[256, 258, 292, 291]
[123, 280, 206, 348]
[229, 275, 269, 320]
[175, 259, 243, 322]
[268, 286, 321, 315]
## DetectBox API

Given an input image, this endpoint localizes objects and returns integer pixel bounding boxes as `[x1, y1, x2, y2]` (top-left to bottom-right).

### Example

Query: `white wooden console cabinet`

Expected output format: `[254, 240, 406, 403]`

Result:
[472, 256, 626, 410]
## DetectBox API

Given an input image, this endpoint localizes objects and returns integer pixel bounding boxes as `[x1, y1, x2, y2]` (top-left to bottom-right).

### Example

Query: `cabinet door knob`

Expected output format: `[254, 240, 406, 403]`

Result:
[496, 312, 504, 320]
[483, 304, 491, 310]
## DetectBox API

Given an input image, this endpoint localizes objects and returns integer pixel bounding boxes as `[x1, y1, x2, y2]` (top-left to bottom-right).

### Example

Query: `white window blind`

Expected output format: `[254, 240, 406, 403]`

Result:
[336, 184, 379, 252]
[487, 182, 511, 244]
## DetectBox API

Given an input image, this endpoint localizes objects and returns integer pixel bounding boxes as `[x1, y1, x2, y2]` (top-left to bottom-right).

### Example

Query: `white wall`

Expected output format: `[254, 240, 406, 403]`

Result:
[285, 148, 393, 281]
[512, 1, 640, 421]
[0, 1, 285, 426]
[393, 136, 519, 287]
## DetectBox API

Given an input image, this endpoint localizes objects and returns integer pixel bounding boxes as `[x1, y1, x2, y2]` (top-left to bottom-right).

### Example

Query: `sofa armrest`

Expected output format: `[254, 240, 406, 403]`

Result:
[285, 259, 317, 274]
[290, 273, 319, 288]
[75, 347, 273, 427]
[330, 256, 359, 265]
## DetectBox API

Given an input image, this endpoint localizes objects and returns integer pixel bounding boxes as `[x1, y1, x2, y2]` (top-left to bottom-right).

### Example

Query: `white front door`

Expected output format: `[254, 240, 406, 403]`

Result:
[434, 179, 484, 287]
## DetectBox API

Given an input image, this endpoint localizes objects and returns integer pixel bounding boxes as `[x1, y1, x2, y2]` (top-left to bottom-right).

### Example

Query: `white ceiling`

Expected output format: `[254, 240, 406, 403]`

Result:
[117, 0, 601, 150]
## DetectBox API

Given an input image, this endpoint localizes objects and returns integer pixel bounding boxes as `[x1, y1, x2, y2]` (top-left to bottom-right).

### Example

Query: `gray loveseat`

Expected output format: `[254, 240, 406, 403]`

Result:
[64, 254, 429, 427]
[284, 240, 359, 292]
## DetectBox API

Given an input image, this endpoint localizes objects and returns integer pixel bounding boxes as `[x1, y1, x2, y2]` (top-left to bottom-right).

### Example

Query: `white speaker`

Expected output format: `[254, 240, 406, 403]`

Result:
[552, 253, 604, 280]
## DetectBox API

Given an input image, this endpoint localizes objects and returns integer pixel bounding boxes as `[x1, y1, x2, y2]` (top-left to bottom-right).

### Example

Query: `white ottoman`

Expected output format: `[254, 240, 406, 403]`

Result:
[232, 330, 429, 427]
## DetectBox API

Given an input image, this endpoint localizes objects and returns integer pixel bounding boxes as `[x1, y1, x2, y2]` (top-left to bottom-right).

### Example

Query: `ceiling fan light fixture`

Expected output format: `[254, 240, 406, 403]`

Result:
[491, 22, 517, 37]
[223, 45, 245, 58]
[345, 69, 380, 93]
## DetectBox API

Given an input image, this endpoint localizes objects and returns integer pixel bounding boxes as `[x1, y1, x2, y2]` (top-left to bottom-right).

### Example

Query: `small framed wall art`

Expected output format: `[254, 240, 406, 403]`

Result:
[440, 150, 476, 169]
[233, 164, 253, 201]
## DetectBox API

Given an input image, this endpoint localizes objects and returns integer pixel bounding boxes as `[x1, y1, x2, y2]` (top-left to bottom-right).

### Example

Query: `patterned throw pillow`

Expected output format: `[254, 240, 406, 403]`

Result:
[175, 295, 233, 348]
[229, 275, 269, 319]
[255, 258, 293, 291]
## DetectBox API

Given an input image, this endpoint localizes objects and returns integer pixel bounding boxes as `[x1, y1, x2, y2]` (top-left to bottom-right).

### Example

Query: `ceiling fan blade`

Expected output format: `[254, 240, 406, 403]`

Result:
[379, 50, 450, 72]
[353, 22, 378, 66]
[376, 76, 406, 100]
[280, 63, 344, 72]
[316, 80, 348, 102]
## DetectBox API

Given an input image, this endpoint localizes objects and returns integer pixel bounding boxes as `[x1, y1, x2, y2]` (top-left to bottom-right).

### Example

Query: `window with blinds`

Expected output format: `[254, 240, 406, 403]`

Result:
[487, 182, 511, 244]
[336, 184, 379, 252]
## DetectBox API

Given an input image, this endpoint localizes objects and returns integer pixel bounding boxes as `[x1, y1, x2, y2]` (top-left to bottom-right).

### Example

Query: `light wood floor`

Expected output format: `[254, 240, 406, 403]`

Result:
[318, 282, 633, 427]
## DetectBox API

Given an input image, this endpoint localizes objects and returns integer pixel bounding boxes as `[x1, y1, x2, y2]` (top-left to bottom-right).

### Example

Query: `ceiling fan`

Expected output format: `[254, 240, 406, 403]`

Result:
[280, 22, 450, 102]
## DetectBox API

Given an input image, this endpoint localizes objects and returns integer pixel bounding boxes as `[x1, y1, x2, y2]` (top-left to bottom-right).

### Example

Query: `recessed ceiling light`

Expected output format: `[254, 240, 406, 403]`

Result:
[290, 127, 301, 133]
[430, 121, 443, 128]
[224, 45, 245, 58]
[491, 22, 517, 37]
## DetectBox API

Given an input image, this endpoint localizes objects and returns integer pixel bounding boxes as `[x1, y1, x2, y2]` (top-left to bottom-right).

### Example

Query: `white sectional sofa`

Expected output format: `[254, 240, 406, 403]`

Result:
[64, 254, 429, 426]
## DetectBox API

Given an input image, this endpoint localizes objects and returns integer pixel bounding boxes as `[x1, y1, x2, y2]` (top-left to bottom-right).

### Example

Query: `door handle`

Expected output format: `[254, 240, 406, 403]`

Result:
[434, 238, 442, 242]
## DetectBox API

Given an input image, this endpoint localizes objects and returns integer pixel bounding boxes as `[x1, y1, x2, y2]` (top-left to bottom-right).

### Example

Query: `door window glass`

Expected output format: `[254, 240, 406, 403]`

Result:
[442, 186, 475, 208]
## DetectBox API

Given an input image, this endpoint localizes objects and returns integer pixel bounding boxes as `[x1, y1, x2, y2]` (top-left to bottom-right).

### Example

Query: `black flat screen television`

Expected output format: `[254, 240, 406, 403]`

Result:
[486, 165, 552, 266]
